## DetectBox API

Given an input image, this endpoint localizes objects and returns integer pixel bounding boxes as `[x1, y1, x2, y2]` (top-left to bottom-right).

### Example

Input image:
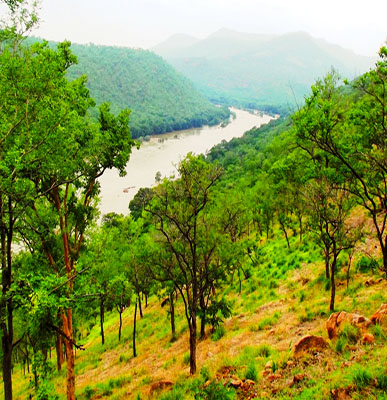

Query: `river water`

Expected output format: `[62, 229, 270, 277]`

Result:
[98, 108, 273, 215]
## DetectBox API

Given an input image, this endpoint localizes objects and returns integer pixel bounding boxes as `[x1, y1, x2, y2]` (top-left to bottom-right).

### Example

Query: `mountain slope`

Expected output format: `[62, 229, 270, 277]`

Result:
[153, 29, 376, 113]
[66, 43, 230, 138]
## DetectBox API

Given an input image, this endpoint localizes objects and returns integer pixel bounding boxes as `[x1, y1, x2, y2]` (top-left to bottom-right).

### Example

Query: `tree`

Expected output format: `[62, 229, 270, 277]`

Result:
[305, 179, 361, 311]
[293, 55, 387, 276]
[146, 154, 225, 374]
[0, 35, 91, 400]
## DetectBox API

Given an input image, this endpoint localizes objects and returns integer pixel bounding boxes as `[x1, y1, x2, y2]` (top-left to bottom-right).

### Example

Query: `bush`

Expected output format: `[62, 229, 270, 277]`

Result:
[356, 256, 378, 273]
[245, 363, 258, 382]
[211, 325, 226, 341]
[195, 381, 236, 400]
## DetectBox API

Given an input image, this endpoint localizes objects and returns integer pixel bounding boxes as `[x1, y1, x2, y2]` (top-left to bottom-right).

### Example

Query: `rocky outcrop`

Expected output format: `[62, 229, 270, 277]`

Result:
[293, 335, 328, 356]
[326, 311, 371, 339]
[370, 303, 387, 326]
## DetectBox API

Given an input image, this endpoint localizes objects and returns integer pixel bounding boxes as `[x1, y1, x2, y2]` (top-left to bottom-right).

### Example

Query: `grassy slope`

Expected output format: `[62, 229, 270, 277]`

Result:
[8, 229, 387, 399]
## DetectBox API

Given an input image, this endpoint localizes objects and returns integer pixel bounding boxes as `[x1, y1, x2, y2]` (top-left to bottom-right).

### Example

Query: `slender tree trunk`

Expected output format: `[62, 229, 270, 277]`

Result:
[169, 292, 175, 339]
[138, 294, 143, 318]
[62, 310, 75, 400]
[346, 253, 353, 289]
[133, 300, 137, 358]
[298, 215, 303, 243]
[280, 221, 290, 249]
[1, 196, 14, 400]
[325, 249, 330, 280]
[100, 297, 105, 345]
[329, 255, 337, 312]
[118, 310, 123, 341]
[145, 293, 148, 308]
[55, 317, 64, 371]
[189, 314, 197, 375]
[200, 295, 206, 339]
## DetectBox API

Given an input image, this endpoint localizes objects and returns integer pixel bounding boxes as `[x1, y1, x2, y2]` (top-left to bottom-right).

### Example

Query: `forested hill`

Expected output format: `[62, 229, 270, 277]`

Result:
[153, 29, 375, 114]
[30, 39, 230, 139]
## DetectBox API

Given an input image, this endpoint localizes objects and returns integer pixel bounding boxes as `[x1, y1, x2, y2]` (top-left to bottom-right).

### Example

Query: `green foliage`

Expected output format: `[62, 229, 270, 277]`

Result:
[245, 363, 258, 382]
[356, 256, 378, 273]
[195, 381, 236, 400]
[60, 42, 230, 138]
[211, 325, 226, 341]
[348, 366, 372, 389]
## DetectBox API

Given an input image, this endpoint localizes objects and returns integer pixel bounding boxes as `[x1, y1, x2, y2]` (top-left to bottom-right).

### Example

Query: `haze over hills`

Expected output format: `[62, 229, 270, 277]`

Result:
[153, 28, 376, 113]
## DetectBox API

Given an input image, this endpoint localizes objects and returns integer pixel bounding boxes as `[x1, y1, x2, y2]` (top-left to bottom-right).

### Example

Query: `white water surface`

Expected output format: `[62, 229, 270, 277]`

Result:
[98, 108, 273, 215]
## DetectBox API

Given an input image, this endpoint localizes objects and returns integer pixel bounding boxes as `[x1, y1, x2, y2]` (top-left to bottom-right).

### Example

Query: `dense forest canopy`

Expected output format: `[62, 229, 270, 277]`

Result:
[56, 41, 229, 139]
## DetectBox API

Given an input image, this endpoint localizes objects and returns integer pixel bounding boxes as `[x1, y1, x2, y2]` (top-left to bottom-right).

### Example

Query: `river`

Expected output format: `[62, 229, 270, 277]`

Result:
[98, 108, 273, 215]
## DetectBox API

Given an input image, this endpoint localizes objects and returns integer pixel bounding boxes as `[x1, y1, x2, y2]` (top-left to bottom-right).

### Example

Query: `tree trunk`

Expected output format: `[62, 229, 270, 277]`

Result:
[325, 250, 330, 280]
[138, 294, 143, 318]
[329, 256, 337, 312]
[189, 315, 197, 375]
[56, 330, 63, 371]
[133, 301, 137, 358]
[118, 310, 123, 341]
[62, 309, 75, 400]
[200, 295, 206, 339]
[169, 292, 175, 339]
[100, 297, 105, 345]
[1, 196, 14, 400]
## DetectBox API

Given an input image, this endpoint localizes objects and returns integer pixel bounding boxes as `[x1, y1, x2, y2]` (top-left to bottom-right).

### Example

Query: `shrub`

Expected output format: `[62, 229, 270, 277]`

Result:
[356, 256, 378, 273]
[211, 325, 226, 341]
[183, 352, 190, 365]
[245, 363, 258, 382]
[195, 381, 236, 400]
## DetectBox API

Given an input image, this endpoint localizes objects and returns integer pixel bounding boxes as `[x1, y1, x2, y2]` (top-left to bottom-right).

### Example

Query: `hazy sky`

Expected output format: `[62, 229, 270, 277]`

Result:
[27, 0, 387, 56]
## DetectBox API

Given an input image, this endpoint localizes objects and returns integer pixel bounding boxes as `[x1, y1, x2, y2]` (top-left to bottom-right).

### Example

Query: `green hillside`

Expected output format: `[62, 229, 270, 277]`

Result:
[2, 38, 387, 400]
[33, 40, 229, 139]
[153, 29, 375, 114]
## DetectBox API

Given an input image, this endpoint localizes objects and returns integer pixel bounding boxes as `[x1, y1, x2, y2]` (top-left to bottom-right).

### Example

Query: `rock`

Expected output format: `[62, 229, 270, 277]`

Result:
[331, 387, 352, 400]
[376, 278, 384, 284]
[370, 303, 387, 326]
[365, 278, 375, 286]
[361, 333, 375, 344]
[293, 335, 328, 356]
[244, 379, 255, 386]
[262, 369, 271, 377]
[230, 379, 243, 388]
[267, 373, 282, 382]
[326, 311, 371, 339]
[204, 380, 211, 388]
[286, 360, 295, 368]
[288, 373, 306, 387]
[149, 380, 173, 394]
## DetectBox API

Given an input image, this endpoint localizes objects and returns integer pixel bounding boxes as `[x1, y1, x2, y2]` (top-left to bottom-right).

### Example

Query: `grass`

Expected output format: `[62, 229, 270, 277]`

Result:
[5, 229, 387, 400]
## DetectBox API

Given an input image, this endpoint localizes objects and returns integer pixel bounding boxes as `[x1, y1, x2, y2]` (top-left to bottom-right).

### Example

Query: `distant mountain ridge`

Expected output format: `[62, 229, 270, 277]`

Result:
[152, 29, 376, 113]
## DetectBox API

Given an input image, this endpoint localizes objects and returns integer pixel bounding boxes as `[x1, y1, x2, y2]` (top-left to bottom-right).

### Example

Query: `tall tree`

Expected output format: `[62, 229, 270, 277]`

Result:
[293, 53, 387, 276]
[146, 154, 225, 374]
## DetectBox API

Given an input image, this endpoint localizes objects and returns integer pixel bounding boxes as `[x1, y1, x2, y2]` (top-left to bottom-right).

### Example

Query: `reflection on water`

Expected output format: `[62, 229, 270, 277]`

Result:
[98, 108, 273, 215]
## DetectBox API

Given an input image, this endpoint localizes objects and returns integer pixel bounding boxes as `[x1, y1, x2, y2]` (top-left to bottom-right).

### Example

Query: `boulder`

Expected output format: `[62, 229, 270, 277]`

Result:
[293, 335, 328, 356]
[361, 333, 375, 344]
[149, 380, 173, 394]
[370, 303, 387, 326]
[326, 311, 371, 339]
[229, 379, 243, 388]
[287, 373, 306, 387]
